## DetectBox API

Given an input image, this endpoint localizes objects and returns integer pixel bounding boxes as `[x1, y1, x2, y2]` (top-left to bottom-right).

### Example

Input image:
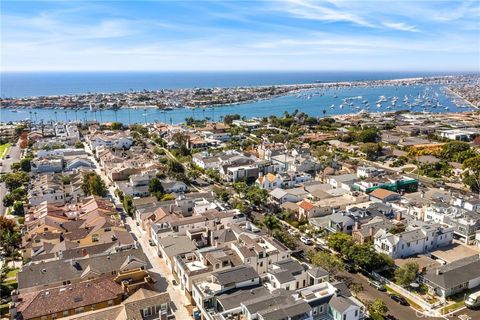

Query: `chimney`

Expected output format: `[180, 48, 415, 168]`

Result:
[11, 290, 19, 302]
[395, 211, 402, 221]
[369, 227, 375, 237]
[82, 248, 88, 257]
[354, 221, 360, 231]
[436, 269, 442, 275]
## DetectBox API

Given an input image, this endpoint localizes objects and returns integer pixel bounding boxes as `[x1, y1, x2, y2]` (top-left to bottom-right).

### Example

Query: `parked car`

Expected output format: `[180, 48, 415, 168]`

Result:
[390, 294, 409, 306]
[149, 239, 155, 246]
[344, 264, 356, 273]
[300, 236, 313, 245]
[368, 279, 386, 291]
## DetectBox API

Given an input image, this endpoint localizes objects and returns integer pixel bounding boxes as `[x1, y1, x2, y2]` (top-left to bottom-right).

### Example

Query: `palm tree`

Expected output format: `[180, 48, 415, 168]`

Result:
[263, 214, 279, 236]
[54, 111, 58, 122]
[322, 109, 327, 118]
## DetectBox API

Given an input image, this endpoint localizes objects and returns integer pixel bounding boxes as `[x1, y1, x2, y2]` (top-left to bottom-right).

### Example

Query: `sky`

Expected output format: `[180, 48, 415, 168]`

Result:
[1, 0, 480, 72]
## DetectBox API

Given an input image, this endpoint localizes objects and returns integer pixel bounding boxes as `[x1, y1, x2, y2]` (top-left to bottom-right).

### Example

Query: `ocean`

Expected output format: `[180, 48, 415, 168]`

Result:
[0, 71, 475, 124]
[0, 71, 465, 98]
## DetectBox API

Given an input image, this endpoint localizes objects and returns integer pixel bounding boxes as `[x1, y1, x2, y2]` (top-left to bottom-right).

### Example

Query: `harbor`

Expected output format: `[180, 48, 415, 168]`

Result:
[1, 81, 477, 124]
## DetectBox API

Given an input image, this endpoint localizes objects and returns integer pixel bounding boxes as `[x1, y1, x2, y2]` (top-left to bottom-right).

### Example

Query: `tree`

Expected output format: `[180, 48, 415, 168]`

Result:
[223, 114, 241, 125]
[327, 233, 354, 253]
[148, 177, 164, 194]
[368, 299, 389, 320]
[110, 122, 123, 130]
[13, 201, 24, 215]
[18, 158, 32, 172]
[263, 214, 279, 235]
[360, 143, 382, 160]
[395, 262, 419, 286]
[74, 141, 84, 149]
[122, 195, 134, 217]
[273, 230, 297, 250]
[1, 172, 30, 191]
[245, 187, 268, 206]
[463, 155, 480, 193]
[2, 193, 15, 207]
[81, 172, 108, 197]
[311, 251, 344, 275]
[357, 128, 379, 143]
[160, 193, 175, 201]
[440, 141, 471, 161]
[213, 186, 230, 203]
[167, 159, 185, 174]
[0, 216, 20, 258]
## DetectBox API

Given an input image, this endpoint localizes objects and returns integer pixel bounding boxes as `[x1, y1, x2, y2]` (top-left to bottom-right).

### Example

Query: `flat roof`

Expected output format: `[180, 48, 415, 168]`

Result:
[431, 243, 480, 264]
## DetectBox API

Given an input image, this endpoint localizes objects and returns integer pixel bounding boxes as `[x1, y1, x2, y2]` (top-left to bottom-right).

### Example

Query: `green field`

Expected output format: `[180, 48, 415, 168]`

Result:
[0, 143, 12, 159]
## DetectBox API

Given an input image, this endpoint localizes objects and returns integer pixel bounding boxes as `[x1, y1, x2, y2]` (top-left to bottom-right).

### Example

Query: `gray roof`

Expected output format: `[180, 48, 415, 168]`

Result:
[329, 295, 357, 313]
[308, 267, 329, 278]
[213, 265, 259, 286]
[270, 269, 295, 283]
[424, 255, 480, 289]
[259, 300, 312, 320]
[158, 236, 196, 258]
[17, 248, 148, 291]
[216, 287, 269, 311]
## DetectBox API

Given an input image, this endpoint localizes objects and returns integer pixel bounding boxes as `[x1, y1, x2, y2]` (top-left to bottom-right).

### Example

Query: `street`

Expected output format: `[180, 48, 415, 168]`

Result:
[85, 144, 193, 319]
[0, 140, 22, 215]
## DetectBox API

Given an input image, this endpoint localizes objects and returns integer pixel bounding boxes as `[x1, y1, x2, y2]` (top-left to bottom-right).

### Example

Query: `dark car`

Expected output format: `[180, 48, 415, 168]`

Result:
[345, 264, 356, 273]
[385, 315, 397, 320]
[390, 294, 409, 306]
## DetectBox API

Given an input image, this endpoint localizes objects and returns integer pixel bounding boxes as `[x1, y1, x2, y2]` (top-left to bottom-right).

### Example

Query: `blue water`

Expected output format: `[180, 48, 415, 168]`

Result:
[1, 84, 473, 124]
[0, 71, 467, 98]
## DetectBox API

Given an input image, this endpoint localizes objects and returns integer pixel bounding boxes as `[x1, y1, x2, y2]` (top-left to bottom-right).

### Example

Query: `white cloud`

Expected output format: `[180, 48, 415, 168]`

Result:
[383, 22, 419, 32]
[278, 0, 375, 27]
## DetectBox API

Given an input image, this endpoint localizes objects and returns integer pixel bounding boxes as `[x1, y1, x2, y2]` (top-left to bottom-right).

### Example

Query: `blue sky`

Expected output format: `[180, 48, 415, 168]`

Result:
[1, 0, 479, 71]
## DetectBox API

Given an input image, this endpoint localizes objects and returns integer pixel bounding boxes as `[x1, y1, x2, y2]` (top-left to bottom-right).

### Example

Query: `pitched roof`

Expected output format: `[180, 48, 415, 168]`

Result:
[213, 265, 259, 286]
[423, 255, 480, 289]
[17, 278, 123, 320]
[17, 248, 148, 291]
[298, 200, 315, 211]
[369, 188, 399, 200]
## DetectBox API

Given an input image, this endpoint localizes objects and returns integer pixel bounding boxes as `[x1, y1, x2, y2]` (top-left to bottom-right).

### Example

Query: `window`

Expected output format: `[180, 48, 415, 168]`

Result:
[75, 307, 84, 314]
[142, 307, 152, 317]
[355, 310, 358, 316]
[343, 315, 347, 320]
[108, 300, 114, 306]
[63, 311, 69, 316]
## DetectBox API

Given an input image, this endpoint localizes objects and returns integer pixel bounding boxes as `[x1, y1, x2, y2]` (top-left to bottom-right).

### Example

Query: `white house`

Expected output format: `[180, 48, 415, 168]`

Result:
[374, 222, 453, 259]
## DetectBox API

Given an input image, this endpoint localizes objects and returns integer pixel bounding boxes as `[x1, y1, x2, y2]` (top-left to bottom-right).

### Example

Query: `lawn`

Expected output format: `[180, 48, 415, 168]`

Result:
[6, 268, 19, 280]
[0, 143, 12, 159]
[441, 301, 464, 314]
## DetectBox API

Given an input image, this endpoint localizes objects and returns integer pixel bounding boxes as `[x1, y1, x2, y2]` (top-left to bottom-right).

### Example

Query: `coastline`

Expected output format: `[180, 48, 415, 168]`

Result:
[1, 75, 476, 111]
[444, 87, 478, 109]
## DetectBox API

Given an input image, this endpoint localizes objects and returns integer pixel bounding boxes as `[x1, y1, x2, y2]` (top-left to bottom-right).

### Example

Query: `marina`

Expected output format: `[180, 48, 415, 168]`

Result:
[1, 83, 476, 124]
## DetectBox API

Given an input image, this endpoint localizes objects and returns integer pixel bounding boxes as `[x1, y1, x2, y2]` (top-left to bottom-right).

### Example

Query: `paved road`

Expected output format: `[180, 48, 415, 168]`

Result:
[0, 141, 22, 215]
[338, 270, 445, 320]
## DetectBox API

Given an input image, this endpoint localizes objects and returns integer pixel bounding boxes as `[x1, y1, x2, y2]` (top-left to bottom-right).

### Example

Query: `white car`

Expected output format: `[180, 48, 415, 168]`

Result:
[300, 236, 313, 245]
